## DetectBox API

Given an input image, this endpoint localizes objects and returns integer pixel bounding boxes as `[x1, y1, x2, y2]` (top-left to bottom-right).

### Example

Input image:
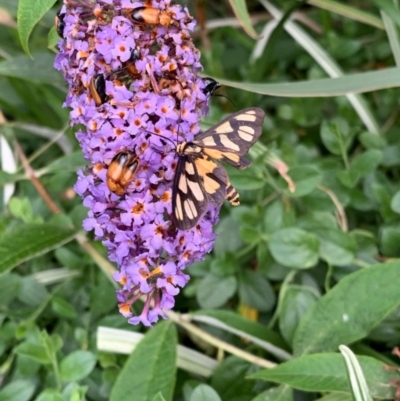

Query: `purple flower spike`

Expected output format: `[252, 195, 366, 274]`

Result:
[55, 0, 217, 325]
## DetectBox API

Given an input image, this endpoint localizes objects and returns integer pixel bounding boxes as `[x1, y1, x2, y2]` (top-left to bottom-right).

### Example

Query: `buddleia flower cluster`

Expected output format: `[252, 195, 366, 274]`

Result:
[54, 0, 218, 326]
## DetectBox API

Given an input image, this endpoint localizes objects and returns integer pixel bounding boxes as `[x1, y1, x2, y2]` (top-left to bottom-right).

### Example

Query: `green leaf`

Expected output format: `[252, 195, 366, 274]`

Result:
[0, 223, 77, 274]
[40, 331, 59, 362]
[381, 225, 400, 256]
[0, 53, 66, 90]
[391, 189, 400, 214]
[62, 384, 88, 401]
[240, 225, 262, 244]
[152, 393, 167, 401]
[382, 144, 400, 167]
[197, 274, 237, 309]
[359, 132, 386, 150]
[0, 273, 21, 305]
[227, 0, 260, 39]
[51, 296, 78, 319]
[189, 384, 221, 401]
[284, 165, 322, 197]
[293, 260, 400, 355]
[263, 200, 296, 233]
[211, 357, 256, 400]
[214, 216, 243, 255]
[210, 254, 238, 277]
[60, 350, 97, 382]
[250, 385, 293, 401]
[8, 197, 41, 223]
[35, 390, 64, 401]
[321, 120, 353, 156]
[249, 353, 396, 400]
[269, 228, 320, 269]
[110, 321, 177, 401]
[15, 342, 52, 364]
[338, 150, 382, 188]
[238, 270, 275, 312]
[279, 287, 318, 345]
[351, 149, 382, 177]
[48, 27, 60, 50]
[17, 0, 57, 57]
[45, 151, 86, 173]
[18, 277, 48, 307]
[0, 379, 36, 401]
[314, 228, 357, 266]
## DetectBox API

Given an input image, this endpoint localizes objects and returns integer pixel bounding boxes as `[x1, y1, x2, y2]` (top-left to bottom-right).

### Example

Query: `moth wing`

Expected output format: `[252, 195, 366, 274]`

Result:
[193, 107, 265, 169]
[171, 154, 229, 230]
[194, 156, 228, 206]
[171, 154, 208, 230]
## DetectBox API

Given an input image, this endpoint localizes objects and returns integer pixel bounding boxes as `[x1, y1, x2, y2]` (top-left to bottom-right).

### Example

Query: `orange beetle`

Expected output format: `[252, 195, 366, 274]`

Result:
[89, 74, 107, 106]
[129, 7, 172, 26]
[106, 152, 139, 195]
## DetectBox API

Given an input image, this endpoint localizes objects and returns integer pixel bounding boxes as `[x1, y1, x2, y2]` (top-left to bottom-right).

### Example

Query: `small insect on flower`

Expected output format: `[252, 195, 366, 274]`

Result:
[125, 48, 141, 77]
[55, 9, 65, 38]
[171, 107, 265, 230]
[202, 77, 221, 97]
[130, 7, 173, 26]
[129, 6, 193, 27]
[89, 74, 107, 107]
[106, 151, 140, 196]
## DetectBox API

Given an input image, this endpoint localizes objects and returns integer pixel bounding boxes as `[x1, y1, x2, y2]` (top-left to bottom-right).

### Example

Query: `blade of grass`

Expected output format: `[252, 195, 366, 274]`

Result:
[339, 345, 373, 401]
[32, 268, 80, 285]
[259, 0, 380, 134]
[208, 67, 400, 96]
[381, 1, 400, 66]
[97, 326, 219, 377]
[371, 0, 400, 27]
[228, 0, 260, 39]
[0, 128, 17, 206]
[306, 0, 384, 29]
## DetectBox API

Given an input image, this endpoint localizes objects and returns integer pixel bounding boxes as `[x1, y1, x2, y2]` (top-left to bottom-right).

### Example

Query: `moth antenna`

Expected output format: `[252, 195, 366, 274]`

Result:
[213, 93, 236, 108]
[141, 129, 177, 151]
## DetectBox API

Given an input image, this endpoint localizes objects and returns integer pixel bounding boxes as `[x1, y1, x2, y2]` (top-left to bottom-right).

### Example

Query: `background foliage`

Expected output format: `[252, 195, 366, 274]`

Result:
[1, 0, 400, 400]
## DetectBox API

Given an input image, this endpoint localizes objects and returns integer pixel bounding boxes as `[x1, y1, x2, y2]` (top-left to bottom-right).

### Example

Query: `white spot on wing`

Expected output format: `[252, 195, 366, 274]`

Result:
[201, 136, 217, 147]
[215, 121, 233, 134]
[188, 180, 205, 201]
[240, 125, 255, 134]
[179, 174, 188, 194]
[184, 199, 197, 219]
[186, 162, 195, 175]
[220, 135, 240, 151]
[235, 112, 256, 122]
[175, 194, 183, 220]
[238, 129, 253, 142]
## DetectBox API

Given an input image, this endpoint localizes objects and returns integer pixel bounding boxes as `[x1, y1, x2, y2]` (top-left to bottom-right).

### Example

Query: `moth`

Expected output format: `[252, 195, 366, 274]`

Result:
[171, 107, 265, 230]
